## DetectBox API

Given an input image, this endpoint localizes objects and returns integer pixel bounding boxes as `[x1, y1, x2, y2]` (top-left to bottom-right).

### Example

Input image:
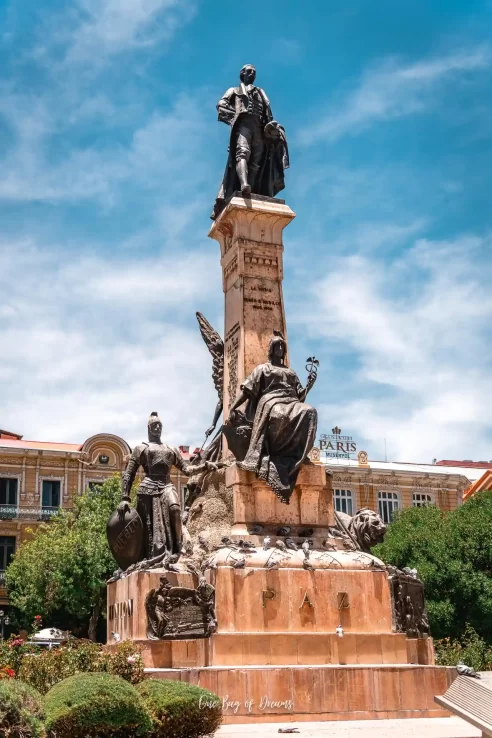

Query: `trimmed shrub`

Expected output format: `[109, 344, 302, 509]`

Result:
[0, 679, 45, 738]
[45, 672, 152, 737]
[136, 679, 223, 738]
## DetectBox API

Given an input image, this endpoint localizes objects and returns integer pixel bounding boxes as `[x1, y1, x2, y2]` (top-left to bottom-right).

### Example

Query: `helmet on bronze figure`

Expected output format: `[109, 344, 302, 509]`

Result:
[268, 330, 287, 366]
[148, 411, 162, 440]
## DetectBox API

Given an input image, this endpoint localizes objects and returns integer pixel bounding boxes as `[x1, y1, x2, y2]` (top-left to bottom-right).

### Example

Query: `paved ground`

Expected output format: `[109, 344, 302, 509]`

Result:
[217, 717, 481, 737]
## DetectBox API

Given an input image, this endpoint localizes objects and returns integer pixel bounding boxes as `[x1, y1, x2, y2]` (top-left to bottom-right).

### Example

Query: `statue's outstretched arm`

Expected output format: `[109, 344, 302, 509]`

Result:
[206, 399, 223, 437]
[173, 448, 217, 477]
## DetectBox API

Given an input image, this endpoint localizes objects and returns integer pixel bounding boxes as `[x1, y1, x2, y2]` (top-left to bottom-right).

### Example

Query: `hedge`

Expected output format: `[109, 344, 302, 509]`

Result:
[136, 679, 223, 738]
[45, 672, 152, 737]
[0, 678, 45, 738]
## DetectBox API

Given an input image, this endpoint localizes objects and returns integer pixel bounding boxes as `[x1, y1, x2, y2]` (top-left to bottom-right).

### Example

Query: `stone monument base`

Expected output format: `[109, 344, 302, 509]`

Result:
[106, 462, 455, 724]
[144, 664, 454, 723]
[107, 558, 453, 724]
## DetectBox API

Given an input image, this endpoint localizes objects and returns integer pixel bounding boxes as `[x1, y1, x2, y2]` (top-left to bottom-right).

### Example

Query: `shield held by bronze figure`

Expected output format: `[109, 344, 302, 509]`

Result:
[107, 506, 144, 571]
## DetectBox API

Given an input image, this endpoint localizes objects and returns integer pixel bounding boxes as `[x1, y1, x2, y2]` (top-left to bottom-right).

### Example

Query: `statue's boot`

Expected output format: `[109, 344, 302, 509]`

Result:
[237, 159, 251, 196]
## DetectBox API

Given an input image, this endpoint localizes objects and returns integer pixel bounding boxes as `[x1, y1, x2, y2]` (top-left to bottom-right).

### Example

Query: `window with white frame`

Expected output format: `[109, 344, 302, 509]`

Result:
[378, 491, 401, 523]
[0, 478, 18, 507]
[334, 488, 354, 516]
[412, 493, 433, 507]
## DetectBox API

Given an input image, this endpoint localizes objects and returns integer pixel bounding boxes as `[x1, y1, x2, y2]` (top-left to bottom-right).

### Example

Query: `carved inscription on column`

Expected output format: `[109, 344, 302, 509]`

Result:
[244, 284, 281, 312]
[226, 322, 240, 410]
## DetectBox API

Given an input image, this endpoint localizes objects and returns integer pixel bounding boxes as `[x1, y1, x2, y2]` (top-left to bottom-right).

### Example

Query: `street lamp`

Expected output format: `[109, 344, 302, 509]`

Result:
[0, 610, 10, 641]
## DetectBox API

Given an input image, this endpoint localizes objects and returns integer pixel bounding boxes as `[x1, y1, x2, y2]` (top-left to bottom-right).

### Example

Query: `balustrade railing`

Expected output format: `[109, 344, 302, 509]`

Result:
[0, 506, 70, 521]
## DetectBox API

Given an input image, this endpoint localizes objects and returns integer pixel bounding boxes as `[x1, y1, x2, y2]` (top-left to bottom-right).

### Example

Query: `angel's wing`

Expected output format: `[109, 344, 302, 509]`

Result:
[196, 312, 224, 403]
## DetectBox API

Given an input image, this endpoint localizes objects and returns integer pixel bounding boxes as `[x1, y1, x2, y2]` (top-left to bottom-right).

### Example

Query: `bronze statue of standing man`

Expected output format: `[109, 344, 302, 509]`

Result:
[211, 64, 289, 220]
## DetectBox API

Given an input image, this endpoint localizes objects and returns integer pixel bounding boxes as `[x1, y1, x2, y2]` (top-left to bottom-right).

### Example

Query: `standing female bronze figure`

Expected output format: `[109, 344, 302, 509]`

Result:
[226, 332, 318, 504]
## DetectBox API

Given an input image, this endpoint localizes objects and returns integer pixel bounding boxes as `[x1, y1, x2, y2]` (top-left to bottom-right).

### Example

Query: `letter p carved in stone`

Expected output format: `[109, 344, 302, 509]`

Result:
[262, 589, 276, 608]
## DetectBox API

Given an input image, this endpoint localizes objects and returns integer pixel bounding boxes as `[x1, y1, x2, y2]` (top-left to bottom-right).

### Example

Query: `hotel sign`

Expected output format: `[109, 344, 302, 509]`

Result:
[319, 427, 357, 460]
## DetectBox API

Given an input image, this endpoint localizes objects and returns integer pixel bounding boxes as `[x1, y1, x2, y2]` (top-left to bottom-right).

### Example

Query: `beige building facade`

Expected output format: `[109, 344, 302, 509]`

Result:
[0, 429, 194, 607]
[322, 456, 485, 523]
[0, 430, 132, 606]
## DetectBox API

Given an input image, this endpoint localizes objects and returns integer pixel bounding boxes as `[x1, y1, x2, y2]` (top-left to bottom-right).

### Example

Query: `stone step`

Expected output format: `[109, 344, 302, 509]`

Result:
[216, 717, 481, 737]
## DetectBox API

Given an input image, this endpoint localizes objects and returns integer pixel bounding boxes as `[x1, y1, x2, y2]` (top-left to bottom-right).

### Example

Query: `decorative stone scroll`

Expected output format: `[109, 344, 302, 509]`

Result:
[145, 575, 217, 641]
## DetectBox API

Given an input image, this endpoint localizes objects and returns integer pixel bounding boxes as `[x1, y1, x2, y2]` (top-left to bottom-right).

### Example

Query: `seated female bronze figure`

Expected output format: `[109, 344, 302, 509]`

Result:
[226, 332, 318, 504]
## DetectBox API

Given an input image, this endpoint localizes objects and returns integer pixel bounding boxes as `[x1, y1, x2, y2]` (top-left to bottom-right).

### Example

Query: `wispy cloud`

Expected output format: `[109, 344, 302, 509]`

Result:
[300, 48, 492, 144]
[305, 234, 492, 461]
[270, 38, 302, 65]
[30, 0, 198, 69]
[0, 92, 212, 205]
[0, 237, 220, 446]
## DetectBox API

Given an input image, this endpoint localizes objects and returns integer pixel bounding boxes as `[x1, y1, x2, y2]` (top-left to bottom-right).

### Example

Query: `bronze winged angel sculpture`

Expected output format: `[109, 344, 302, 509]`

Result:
[196, 312, 224, 446]
[196, 313, 319, 503]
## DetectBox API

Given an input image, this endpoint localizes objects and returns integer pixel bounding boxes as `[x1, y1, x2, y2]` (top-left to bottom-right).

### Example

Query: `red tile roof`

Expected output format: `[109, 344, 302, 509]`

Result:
[436, 460, 492, 469]
[0, 439, 82, 452]
[0, 429, 23, 440]
[0, 438, 196, 459]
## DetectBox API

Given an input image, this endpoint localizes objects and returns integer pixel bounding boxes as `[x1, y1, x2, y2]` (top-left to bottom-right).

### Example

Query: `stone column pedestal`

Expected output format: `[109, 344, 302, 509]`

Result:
[208, 194, 295, 421]
[226, 462, 334, 541]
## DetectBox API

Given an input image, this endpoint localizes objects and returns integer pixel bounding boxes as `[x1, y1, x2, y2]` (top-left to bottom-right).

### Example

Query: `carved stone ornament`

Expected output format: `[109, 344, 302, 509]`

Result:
[436, 475, 450, 492]
[374, 474, 399, 487]
[145, 575, 217, 640]
[411, 475, 432, 490]
[332, 472, 353, 484]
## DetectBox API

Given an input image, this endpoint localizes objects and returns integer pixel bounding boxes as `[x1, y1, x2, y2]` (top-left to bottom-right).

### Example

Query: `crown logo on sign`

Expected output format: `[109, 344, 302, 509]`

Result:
[332, 426, 341, 435]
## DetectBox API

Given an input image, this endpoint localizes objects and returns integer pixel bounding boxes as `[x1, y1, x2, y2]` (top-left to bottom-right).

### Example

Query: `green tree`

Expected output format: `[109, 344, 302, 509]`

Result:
[374, 490, 492, 641]
[6, 476, 124, 641]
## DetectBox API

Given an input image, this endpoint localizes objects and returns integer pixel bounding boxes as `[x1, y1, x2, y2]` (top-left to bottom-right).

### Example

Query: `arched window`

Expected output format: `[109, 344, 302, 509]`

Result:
[334, 489, 354, 516]
[378, 491, 401, 523]
[412, 493, 433, 507]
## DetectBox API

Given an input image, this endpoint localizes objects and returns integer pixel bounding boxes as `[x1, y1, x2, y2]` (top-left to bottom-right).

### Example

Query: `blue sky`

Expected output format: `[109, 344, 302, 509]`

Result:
[1, 0, 492, 462]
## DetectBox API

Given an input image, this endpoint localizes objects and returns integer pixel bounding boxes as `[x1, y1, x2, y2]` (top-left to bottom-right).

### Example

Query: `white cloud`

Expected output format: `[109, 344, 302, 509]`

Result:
[0, 238, 222, 447]
[300, 48, 492, 144]
[0, 92, 212, 205]
[270, 38, 302, 65]
[37, 0, 198, 66]
[308, 234, 492, 462]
